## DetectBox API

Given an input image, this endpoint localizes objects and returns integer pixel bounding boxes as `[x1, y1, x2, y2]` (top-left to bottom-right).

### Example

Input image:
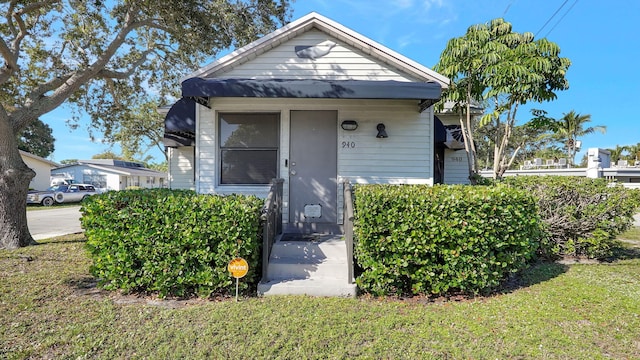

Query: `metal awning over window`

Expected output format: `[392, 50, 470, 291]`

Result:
[164, 78, 443, 147]
[181, 78, 442, 112]
[163, 97, 196, 147]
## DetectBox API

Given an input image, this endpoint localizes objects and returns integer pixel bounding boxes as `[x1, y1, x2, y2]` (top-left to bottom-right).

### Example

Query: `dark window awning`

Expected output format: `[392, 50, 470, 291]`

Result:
[434, 116, 465, 150]
[182, 78, 442, 112]
[163, 97, 196, 147]
[434, 116, 447, 144]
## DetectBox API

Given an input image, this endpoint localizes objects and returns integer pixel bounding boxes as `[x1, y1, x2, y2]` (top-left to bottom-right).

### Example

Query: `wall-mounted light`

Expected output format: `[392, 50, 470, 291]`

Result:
[341, 120, 358, 131]
[376, 123, 388, 138]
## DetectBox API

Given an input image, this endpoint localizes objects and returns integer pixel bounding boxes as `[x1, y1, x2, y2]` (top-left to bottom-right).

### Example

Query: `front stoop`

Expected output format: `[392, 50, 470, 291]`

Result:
[257, 235, 358, 298]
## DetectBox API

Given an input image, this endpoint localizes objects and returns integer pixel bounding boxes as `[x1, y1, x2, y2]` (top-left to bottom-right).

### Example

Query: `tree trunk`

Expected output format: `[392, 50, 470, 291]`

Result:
[0, 117, 36, 249]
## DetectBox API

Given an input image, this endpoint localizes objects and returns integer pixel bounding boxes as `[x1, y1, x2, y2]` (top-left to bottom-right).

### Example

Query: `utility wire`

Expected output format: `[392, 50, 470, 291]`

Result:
[502, 0, 515, 17]
[535, 0, 570, 37]
[544, 0, 580, 37]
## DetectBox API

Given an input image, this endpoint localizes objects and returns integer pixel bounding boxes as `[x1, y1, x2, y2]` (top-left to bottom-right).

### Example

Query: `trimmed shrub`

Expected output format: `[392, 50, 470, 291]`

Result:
[354, 184, 541, 296]
[80, 189, 264, 298]
[503, 176, 640, 259]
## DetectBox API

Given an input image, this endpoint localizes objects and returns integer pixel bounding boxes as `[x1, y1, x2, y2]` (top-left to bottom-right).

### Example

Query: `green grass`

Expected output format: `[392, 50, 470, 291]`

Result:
[1, 234, 639, 359]
[26, 203, 82, 211]
[619, 226, 640, 241]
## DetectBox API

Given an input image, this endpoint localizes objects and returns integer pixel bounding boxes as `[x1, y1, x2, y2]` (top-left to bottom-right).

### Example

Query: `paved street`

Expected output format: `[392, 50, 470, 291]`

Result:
[27, 206, 83, 240]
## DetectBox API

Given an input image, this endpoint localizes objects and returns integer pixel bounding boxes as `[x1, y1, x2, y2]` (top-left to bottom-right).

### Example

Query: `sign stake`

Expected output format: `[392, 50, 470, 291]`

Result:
[228, 257, 249, 302]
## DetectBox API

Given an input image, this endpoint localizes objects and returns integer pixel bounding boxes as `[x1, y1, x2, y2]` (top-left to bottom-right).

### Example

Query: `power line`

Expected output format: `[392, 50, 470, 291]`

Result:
[502, 0, 515, 17]
[544, 0, 580, 37]
[535, 0, 570, 37]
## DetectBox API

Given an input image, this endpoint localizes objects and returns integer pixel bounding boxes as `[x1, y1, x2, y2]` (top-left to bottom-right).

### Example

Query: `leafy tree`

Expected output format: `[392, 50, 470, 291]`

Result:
[17, 119, 55, 158]
[92, 151, 125, 160]
[60, 159, 78, 165]
[147, 161, 168, 173]
[108, 98, 169, 162]
[477, 116, 558, 170]
[436, 18, 571, 180]
[480, 20, 571, 178]
[0, 0, 291, 249]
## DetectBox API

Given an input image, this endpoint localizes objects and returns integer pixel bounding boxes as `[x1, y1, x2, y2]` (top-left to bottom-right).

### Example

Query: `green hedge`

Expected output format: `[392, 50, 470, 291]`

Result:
[80, 189, 264, 298]
[353, 184, 541, 296]
[503, 176, 640, 258]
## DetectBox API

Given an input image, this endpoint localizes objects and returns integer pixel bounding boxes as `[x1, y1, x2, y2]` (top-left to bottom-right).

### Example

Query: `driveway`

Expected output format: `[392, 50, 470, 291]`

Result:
[28, 206, 83, 240]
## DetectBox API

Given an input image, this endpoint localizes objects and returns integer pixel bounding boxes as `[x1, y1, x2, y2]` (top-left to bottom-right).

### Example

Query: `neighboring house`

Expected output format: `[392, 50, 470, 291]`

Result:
[51, 159, 167, 192]
[481, 148, 640, 189]
[434, 101, 484, 185]
[20, 150, 60, 191]
[162, 12, 450, 234]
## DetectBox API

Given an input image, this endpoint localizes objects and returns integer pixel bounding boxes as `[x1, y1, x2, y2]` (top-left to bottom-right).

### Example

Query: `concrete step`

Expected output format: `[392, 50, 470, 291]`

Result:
[257, 278, 357, 298]
[259, 235, 357, 298]
[270, 238, 348, 260]
[267, 256, 349, 281]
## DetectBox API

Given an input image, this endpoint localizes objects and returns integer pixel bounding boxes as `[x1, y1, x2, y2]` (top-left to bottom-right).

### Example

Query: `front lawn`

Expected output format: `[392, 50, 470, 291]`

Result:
[1, 234, 639, 359]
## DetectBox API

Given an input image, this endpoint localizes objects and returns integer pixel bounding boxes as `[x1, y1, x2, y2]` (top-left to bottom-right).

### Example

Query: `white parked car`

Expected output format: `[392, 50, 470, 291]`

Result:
[27, 184, 98, 206]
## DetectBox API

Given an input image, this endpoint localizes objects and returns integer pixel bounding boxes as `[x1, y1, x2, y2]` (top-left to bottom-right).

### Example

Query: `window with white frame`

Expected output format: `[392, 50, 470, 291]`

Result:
[219, 113, 279, 185]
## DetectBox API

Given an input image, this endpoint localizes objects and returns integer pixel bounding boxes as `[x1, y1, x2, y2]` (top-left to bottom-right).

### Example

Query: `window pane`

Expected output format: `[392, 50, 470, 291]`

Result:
[220, 113, 279, 148]
[221, 150, 278, 184]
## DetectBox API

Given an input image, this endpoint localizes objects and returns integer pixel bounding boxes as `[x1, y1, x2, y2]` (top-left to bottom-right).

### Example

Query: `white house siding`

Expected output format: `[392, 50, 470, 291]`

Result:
[168, 147, 196, 190]
[222, 30, 416, 81]
[443, 149, 470, 184]
[21, 155, 54, 190]
[437, 114, 470, 185]
[196, 97, 433, 224]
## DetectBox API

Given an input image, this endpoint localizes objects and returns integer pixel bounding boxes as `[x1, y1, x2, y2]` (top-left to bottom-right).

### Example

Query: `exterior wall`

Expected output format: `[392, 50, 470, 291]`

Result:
[196, 97, 433, 224]
[223, 30, 416, 81]
[442, 149, 469, 184]
[21, 155, 55, 190]
[437, 113, 470, 184]
[168, 146, 196, 190]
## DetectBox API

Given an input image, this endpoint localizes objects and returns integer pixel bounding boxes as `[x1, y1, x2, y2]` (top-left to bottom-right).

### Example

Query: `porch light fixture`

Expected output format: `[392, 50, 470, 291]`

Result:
[341, 120, 358, 131]
[376, 123, 388, 138]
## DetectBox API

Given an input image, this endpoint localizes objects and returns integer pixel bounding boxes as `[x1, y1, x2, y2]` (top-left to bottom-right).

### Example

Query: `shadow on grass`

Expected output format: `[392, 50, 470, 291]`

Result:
[602, 241, 640, 262]
[495, 261, 569, 296]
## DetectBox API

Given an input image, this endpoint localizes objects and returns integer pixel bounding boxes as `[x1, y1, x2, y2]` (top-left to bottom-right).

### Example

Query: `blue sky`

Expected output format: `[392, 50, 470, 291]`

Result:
[43, 0, 640, 163]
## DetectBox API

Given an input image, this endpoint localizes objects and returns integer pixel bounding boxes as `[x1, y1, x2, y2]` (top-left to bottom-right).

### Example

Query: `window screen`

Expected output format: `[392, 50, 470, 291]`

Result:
[219, 113, 279, 184]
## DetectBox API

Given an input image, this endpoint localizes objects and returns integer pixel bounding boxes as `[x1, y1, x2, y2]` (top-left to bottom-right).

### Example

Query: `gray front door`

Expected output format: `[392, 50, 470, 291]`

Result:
[289, 110, 338, 232]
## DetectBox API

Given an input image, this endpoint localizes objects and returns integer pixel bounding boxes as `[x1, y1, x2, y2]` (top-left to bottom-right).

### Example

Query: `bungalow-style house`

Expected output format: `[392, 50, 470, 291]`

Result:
[51, 159, 167, 192]
[162, 12, 454, 296]
[20, 150, 60, 191]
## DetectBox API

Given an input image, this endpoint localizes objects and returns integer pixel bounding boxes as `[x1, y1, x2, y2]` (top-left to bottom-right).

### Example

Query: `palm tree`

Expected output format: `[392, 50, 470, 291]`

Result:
[607, 145, 628, 164]
[552, 111, 606, 166]
[624, 142, 640, 163]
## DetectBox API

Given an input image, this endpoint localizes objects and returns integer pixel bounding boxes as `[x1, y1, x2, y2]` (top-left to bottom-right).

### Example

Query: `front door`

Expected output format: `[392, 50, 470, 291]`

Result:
[289, 110, 338, 233]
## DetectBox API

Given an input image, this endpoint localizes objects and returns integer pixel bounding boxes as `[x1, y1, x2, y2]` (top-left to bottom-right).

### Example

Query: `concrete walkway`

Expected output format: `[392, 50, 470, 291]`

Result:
[27, 206, 83, 240]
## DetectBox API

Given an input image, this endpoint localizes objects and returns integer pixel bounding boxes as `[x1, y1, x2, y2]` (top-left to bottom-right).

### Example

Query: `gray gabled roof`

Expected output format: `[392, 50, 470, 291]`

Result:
[183, 12, 449, 88]
[53, 162, 166, 177]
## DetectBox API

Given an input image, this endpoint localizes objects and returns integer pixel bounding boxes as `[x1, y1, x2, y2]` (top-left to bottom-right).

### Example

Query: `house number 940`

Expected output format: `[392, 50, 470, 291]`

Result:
[342, 141, 356, 149]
